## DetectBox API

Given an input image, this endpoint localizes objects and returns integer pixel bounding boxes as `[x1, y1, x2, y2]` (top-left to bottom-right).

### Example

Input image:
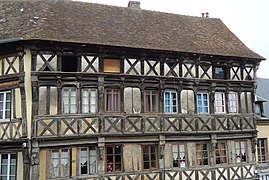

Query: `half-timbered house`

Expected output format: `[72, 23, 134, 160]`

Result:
[0, 1, 265, 179]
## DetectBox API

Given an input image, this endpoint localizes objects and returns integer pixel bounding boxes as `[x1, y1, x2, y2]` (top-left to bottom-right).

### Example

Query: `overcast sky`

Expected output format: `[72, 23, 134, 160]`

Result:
[76, 0, 269, 78]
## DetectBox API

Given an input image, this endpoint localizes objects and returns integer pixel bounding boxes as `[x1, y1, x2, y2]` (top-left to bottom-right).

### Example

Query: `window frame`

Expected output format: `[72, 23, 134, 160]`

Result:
[0, 91, 11, 122]
[105, 145, 122, 173]
[105, 88, 120, 112]
[48, 148, 70, 178]
[79, 146, 98, 175]
[0, 153, 17, 180]
[142, 144, 158, 170]
[144, 89, 158, 113]
[62, 87, 77, 114]
[196, 142, 209, 166]
[197, 93, 209, 114]
[257, 138, 268, 164]
[214, 92, 226, 113]
[164, 90, 178, 113]
[215, 142, 227, 165]
[214, 66, 227, 80]
[103, 58, 121, 73]
[235, 141, 247, 163]
[228, 92, 238, 113]
[81, 88, 98, 114]
[172, 143, 187, 168]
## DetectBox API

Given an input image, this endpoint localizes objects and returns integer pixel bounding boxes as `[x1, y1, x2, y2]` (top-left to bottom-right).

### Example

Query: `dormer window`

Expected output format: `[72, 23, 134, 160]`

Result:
[214, 66, 226, 80]
[62, 55, 78, 72]
[103, 59, 121, 73]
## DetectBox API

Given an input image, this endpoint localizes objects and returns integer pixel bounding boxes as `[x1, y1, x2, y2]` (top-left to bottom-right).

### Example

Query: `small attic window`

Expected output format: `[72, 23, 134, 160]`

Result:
[62, 55, 78, 72]
[214, 66, 226, 80]
[103, 58, 121, 73]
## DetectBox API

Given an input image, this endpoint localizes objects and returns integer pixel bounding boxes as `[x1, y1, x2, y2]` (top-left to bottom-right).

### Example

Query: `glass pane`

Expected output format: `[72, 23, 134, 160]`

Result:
[10, 165, 16, 175]
[144, 162, 149, 169]
[0, 94, 3, 101]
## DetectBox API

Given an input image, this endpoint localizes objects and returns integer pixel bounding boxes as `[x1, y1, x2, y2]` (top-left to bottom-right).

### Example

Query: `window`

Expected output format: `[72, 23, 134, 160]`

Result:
[257, 138, 268, 163]
[214, 66, 226, 79]
[164, 91, 177, 113]
[215, 92, 225, 113]
[197, 93, 209, 113]
[0, 153, 16, 180]
[48, 148, 70, 178]
[82, 88, 97, 114]
[196, 142, 209, 166]
[0, 91, 11, 121]
[105, 89, 120, 112]
[142, 145, 158, 170]
[172, 144, 186, 168]
[228, 92, 238, 113]
[103, 59, 121, 73]
[124, 87, 141, 113]
[235, 141, 247, 163]
[215, 142, 227, 164]
[62, 87, 77, 114]
[62, 55, 78, 72]
[79, 146, 97, 175]
[106, 145, 122, 173]
[144, 90, 158, 113]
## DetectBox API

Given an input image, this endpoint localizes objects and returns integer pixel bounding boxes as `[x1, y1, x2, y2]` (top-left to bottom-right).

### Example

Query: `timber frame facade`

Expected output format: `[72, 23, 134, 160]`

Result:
[0, 1, 265, 180]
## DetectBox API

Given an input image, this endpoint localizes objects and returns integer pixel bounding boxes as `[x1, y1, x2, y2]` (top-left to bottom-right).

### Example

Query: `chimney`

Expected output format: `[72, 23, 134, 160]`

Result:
[128, 1, 141, 9]
[206, 12, 209, 18]
[202, 13, 204, 17]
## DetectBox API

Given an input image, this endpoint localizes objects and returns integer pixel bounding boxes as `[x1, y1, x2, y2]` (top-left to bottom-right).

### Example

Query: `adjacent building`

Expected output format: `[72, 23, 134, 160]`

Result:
[0, 0, 265, 179]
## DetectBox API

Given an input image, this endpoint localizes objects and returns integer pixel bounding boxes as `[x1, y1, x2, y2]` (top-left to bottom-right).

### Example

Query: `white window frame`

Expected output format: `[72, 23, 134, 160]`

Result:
[164, 91, 178, 113]
[49, 148, 70, 178]
[228, 92, 238, 113]
[0, 153, 17, 180]
[235, 141, 247, 163]
[172, 143, 187, 168]
[0, 91, 11, 122]
[62, 87, 77, 114]
[257, 138, 268, 163]
[82, 88, 97, 114]
[197, 93, 209, 114]
[79, 146, 98, 175]
[214, 92, 226, 113]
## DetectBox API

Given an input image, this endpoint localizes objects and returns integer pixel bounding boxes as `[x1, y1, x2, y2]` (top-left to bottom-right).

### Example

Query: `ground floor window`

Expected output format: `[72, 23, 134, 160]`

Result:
[142, 144, 158, 170]
[106, 145, 122, 173]
[257, 138, 268, 163]
[172, 144, 186, 168]
[0, 153, 16, 180]
[216, 142, 227, 164]
[235, 141, 247, 163]
[196, 142, 209, 166]
[48, 148, 70, 178]
[79, 146, 97, 175]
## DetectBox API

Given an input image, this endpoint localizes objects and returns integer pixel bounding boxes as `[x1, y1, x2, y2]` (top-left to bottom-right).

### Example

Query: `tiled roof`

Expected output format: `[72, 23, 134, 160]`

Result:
[0, 0, 264, 59]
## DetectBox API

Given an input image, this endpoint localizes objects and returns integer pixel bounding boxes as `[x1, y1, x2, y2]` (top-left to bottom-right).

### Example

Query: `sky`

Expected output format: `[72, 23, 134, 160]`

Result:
[75, 0, 269, 78]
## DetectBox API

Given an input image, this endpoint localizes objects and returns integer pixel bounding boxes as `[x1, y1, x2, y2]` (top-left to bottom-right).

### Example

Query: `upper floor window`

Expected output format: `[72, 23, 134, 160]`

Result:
[82, 88, 97, 114]
[196, 142, 209, 166]
[172, 144, 186, 168]
[0, 91, 11, 121]
[197, 93, 209, 114]
[142, 144, 158, 170]
[216, 142, 227, 164]
[257, 138, 267, 163]
[235, 141, 247, 163]
[105, 88, 120, 112]
[214, 66, 226, 79]
[62, 55, 78, 72]
[62, 87, 77, 114]
[144, 90, 158, 113]
[0, 153, 17, 180]
[48, 148, 70, 178]
[228, 92, 238, 113]
[106, 145, 122, 173]
[79, 146, 97, 175]
[215, 92, 225, 113]
[103, 59, 121, 73]
[164, 91, 177, 113]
